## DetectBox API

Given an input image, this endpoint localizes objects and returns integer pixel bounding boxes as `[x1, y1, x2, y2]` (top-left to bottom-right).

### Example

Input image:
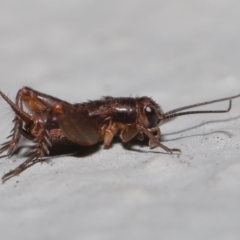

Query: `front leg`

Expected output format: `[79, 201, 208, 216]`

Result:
[147, 126, 161, 148]
[137, 125, 181, 154]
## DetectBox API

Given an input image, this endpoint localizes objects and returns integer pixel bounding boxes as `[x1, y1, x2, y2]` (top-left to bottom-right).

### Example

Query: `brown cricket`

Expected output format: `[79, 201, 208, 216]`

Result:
[0, 87, 239, 182]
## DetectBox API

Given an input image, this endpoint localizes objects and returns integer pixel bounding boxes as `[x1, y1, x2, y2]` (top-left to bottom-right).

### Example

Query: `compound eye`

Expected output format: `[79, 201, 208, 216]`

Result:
[144, 105, 159, 127]
[144, 105, 155, 116]
[145, 106, 153, 113]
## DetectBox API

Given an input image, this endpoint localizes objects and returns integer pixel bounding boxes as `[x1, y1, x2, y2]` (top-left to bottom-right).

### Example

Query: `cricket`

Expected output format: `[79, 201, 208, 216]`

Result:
[0, 87, 239, 182]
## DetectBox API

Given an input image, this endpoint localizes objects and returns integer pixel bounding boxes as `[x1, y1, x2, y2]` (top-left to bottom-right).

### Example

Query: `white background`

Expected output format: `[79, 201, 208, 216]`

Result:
[1, 1, 240, 240]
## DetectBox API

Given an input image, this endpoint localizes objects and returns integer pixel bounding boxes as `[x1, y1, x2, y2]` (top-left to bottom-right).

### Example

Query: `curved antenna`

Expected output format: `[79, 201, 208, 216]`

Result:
[163, 100, 232, 119]
[163, 93, 240, 119]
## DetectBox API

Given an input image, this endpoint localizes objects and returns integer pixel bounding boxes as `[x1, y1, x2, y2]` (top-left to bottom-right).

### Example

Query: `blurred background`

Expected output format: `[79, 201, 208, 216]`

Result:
[1, 1, 240, 240]
[1, 1, 240, 101]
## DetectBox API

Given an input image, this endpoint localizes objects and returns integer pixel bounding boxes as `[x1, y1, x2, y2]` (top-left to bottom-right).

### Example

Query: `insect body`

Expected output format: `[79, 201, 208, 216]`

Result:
[0, 87, 240, 182]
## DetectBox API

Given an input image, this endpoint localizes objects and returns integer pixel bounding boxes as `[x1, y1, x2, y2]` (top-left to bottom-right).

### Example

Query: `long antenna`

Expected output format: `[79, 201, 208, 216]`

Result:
[163, 93, 240, 119]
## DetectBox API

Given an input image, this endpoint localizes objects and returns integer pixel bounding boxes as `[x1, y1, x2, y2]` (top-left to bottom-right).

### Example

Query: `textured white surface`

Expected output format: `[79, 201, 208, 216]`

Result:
[1, 1, 240, 240]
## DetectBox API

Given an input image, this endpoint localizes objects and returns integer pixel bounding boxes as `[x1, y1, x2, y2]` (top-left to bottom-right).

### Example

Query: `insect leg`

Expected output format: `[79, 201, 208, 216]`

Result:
[1, 113, 52, 182]
[0, 90, 33, 156]
[147, 127, 162, 148]
[102, 121, 120, 148]
[137, 125, 181, 154]
[0, 87, 60, 156]
[119, 125, 139, 143]
[2, 148, 46, 183]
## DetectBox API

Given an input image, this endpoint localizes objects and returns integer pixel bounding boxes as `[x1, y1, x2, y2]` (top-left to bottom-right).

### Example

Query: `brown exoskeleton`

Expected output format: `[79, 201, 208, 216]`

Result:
[0, 87, 240, 182]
